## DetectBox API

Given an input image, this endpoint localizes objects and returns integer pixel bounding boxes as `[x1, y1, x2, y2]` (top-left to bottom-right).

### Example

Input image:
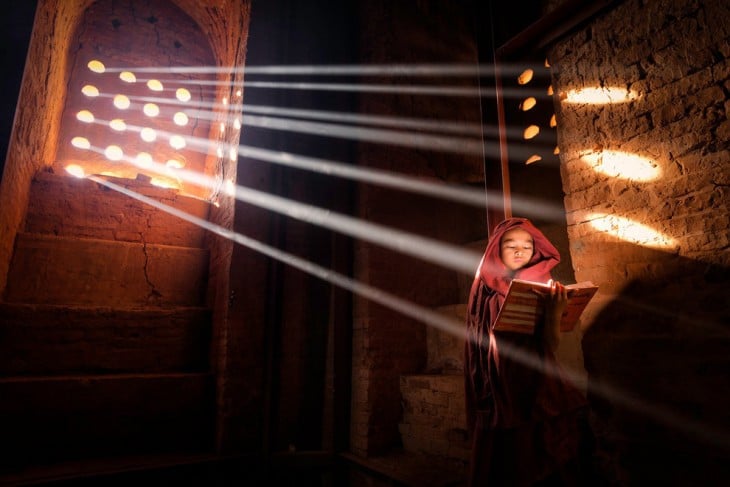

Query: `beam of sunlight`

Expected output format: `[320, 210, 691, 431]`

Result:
[86, 173, 467, 338]
[82, 148, 482, 274]
[588, 213, 677, 248]
[106, 62, 554, 78]
[70, 113, 566, 222]
[83, 174, 728, 451]
[242, 113, 486, 155]
[563, 86, 640, 105]
[242, 104, 497, 137]
[580, 150, 661, 181]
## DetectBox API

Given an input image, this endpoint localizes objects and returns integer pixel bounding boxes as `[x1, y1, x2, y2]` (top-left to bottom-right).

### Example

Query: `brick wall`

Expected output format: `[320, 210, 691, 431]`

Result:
[350, 1, 486, 457]
[549, 0, 730, 484]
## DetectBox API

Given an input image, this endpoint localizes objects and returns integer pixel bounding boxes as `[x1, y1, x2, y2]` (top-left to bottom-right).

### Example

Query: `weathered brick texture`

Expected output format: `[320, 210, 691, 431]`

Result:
[549, 0, 730, 484]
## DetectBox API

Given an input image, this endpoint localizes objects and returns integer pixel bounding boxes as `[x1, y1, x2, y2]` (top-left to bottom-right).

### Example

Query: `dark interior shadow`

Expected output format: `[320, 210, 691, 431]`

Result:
[582, 242, 730, 486]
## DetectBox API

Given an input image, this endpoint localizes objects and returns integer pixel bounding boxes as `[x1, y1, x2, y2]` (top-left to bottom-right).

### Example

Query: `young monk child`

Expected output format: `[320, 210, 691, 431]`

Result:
[464, 217, 593, 486]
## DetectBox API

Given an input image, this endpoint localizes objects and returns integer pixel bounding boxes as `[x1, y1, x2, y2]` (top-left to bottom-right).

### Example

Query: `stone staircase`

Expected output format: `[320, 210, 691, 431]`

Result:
[0, 171, 215, 479]
[398, 239, 487, 466]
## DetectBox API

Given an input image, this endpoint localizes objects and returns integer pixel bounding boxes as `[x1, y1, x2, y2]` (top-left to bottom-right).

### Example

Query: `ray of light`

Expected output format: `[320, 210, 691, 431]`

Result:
[241, 113, 486, 155]
[242, 104, 497, 137]
[81, 173, 729, 452]
[83, 146, 482, 274]
[105, 62, 554, 78]
[71, 114, 565, 221]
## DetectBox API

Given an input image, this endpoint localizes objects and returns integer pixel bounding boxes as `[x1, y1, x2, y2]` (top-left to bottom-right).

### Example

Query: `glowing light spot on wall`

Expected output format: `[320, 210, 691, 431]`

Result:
[523, 125, 540, 139]
[580, 150, 661, 181]
[136, 152, 153, 168]
[169, 135, 186, 149]
[235, 89, 242, 97]
[233, 117, 241, 130]
[564, 86, 639, 105]
[520, 97, 536, 111]
[173, 112, 189, 126]
[547, 85, 554, 96]
[143, 103, 160, 117]
[104, 145, 123, 161]
[589, 213, 676, 248]
[110, 119, 126, 131]
[114, 94, 131, 109]
[553, 146, 560, 155]
[544, 59, 550, 68]
[525, 154, 541, 165]
[65, 164, 85, 178]
[229, 146, 237, 161]
[223, 180, 236, 196]
[176, 88, 191, 102]
[119, 71, 136, 83]
[150, 177, 180, 189]
[222, 97, 228, 106]
[140, 127, 157, 142]
[87, 60, 105, 73]
[147, 79, 164, 91]
[166, 159, 185, 169]
[216, 147, 224, 158]
[549, 114, 557, 127]
[517, 69, 533, 85]
[81, 85, 99, 97]
[71, 136, 91, 149]
[76, 110, 94, 123]
[219, 122, 225, 133]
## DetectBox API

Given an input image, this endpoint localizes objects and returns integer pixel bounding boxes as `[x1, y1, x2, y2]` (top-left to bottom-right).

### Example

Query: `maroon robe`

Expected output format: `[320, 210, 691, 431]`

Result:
[464, 218, 589, 486]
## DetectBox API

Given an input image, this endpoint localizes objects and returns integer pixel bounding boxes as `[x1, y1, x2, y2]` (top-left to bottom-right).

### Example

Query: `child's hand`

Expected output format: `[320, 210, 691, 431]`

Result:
[543, 280, 567, 351]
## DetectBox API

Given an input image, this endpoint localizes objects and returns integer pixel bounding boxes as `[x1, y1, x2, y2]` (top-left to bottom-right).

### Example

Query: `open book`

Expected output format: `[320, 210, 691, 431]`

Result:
[493, 279, 598, 334]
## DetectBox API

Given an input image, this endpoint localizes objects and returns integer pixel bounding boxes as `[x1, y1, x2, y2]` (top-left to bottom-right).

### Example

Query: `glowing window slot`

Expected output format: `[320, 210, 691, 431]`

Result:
[143, 103, 160, 117]
[76, 110, 94, 123]
[136, 152, 153, 167]
[110, 119, 126, 131]
[525, 155, 541, 165]
[523, 125, 540, 139]
[173, 112, 189, 126]
[517, 69, 533, 85]
[520, 97, 536, 111]
[147, 79, 164, 91]
[87, 60, 105, 73]
[81, 85, 99, 97]
[114, 94, 131, 109]
[119, 71, 136, 83]
[169, 135, 186, 149]
[176, 88, 191, 102]
[140, 128, 157, 142]
[71, 137, 91, 149]
[104, 145, 123, 161]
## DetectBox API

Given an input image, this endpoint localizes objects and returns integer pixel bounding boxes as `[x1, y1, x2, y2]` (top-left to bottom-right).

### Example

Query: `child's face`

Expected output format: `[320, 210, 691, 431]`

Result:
[500, 228, 534, 271]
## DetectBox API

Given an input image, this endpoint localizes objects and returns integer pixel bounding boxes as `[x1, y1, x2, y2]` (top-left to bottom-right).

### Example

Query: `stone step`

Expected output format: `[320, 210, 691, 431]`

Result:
[24, 171, 210, 248]
[4, 233, 209, 307]
[0, 372, 215, 472]
[399, 374, 469, 463]
[0, 303, 211, 375]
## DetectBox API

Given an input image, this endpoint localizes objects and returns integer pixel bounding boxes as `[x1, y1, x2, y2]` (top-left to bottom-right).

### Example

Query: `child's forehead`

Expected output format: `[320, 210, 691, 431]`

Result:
[501, 228, 534, 243]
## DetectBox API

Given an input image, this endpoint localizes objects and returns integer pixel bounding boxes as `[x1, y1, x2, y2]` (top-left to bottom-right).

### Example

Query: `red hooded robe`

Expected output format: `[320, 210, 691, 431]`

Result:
[464, 218, 589, 486]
